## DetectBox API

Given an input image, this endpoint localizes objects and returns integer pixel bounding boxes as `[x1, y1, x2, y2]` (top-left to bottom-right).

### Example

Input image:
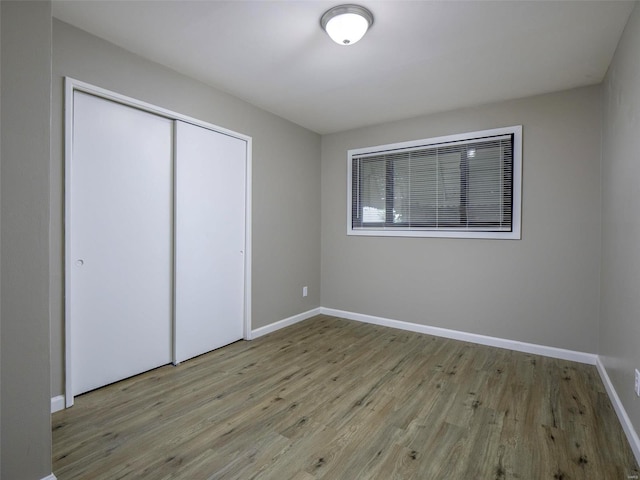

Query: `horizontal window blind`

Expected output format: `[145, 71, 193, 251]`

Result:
[351, 133, 514, 233]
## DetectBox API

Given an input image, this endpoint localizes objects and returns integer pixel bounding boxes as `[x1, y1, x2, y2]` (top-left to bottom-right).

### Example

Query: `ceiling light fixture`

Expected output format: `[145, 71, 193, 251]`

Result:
[321, 4, 373, 46]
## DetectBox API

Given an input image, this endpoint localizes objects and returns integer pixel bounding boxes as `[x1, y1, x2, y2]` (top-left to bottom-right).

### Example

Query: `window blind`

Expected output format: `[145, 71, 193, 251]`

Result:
[351, 134, 514, 232]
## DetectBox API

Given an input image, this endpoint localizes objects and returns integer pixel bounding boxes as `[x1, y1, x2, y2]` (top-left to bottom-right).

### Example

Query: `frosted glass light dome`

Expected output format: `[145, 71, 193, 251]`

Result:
[321, 5, 374, 46]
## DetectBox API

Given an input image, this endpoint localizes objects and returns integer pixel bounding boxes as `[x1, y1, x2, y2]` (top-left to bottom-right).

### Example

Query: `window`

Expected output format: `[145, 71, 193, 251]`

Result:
[348, 126, 522, 239]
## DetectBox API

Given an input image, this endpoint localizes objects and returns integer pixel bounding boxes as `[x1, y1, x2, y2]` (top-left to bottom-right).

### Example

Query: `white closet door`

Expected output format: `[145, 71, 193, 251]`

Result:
[175, 121, 246, 363]
[70, 92, 173, 395]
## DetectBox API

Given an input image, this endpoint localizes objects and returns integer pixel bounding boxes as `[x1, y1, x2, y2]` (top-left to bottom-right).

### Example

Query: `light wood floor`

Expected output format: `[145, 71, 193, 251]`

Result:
[53, 315, 639, 479]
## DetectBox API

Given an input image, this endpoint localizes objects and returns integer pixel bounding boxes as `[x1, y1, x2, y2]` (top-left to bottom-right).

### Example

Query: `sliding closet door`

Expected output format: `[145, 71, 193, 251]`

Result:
[175, 121, 246, 363]
[70, 92, 173, 395]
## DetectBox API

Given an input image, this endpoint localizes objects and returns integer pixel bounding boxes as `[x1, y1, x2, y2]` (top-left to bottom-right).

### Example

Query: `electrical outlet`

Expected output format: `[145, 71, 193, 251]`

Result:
[635, 369, 640, 397]
[302, 286, 308, 297]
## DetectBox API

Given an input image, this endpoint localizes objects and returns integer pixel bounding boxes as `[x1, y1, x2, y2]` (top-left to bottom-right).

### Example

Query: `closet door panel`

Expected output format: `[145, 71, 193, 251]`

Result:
[175, 121, 246, 363]
[70, 92, 173, 395]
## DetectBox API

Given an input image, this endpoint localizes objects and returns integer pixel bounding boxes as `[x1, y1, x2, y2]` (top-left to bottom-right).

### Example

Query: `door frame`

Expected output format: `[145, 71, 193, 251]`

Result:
[64, 77, 253, 407]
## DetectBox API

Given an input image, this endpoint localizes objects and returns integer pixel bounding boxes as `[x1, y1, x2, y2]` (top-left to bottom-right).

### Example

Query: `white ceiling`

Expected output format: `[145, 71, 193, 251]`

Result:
[52, 1, 635, 135]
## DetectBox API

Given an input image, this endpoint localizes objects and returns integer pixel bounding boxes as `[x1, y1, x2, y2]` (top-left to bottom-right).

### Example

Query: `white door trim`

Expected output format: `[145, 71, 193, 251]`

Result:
[64, 77, 253, 407]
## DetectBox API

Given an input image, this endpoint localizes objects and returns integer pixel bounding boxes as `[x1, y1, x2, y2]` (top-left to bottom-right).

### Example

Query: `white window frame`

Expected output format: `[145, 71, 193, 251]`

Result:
[347, 125, 522, 239]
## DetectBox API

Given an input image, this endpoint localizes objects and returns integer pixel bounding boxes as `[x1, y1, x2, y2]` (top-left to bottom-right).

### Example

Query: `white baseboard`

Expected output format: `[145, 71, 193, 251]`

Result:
[51, 394, 65, 413]
[596, 357, 640, 464]
[317, 309, 640, 463]
[251, 307, 321, 339]
[320, 307, 597, 365]
[52, 305, 640, 467]
[318, 308, 640, 460]
[41, 474, 57, 480]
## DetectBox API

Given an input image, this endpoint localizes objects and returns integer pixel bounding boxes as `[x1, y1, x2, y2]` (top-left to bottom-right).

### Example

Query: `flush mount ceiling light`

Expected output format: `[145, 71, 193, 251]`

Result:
[321, 4, 373, 46]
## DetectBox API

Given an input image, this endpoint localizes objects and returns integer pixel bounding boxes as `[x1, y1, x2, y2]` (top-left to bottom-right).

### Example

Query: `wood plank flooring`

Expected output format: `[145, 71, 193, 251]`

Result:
[53, 315, 639, 479]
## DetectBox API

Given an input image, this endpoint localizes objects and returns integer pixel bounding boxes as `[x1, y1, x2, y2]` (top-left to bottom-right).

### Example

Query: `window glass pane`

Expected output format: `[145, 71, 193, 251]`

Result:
[437, 150, 461, 226]
[393, 151, 438, 225]
[392, 155, 408, 224]
[468, 145, 503, 225]
[360, 158, 385, 223]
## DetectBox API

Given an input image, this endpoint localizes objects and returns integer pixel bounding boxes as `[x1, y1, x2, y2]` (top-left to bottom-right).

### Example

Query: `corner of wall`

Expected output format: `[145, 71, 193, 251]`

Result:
[596, 357, 640, 464]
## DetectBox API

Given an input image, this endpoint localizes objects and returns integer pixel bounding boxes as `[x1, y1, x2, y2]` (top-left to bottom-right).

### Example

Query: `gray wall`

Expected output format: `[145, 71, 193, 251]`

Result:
[0, 3, 633, 477]
[1, 2, 53, 479]
[51, 20, 321, 398]
[600, 3, 640, 437]
[0, 1, 2, 471]
[321, 86, 602, 353]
